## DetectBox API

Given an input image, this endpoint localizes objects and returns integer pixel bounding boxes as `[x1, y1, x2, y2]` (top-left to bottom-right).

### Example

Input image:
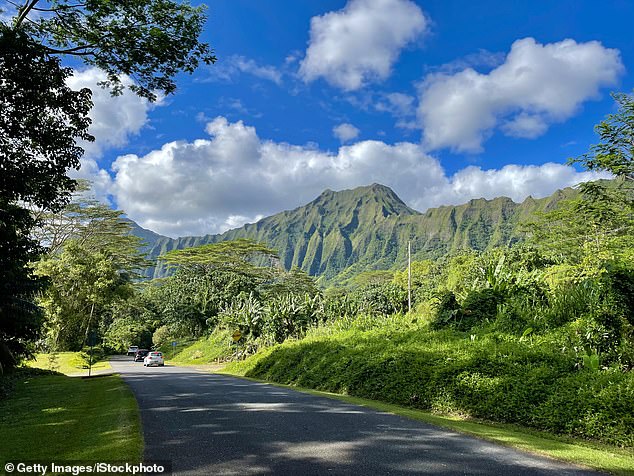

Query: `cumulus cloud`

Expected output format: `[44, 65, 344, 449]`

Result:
[65, 68, 158, 202]
[67, 68, 156, 159]
[439, 163, 608, 209]
[333, 123, 361, 143]
[299, 0, 428, 90]
[417, 37, 623, 152]
[108, 117, 606, 238]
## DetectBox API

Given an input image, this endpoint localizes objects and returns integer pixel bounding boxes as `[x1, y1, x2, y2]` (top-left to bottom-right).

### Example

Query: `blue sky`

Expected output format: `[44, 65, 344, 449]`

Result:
[47, 1, 634, 237]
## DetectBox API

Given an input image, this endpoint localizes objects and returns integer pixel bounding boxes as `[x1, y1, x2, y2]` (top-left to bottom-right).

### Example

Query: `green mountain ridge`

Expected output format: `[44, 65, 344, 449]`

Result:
[135, 183, 577, 283]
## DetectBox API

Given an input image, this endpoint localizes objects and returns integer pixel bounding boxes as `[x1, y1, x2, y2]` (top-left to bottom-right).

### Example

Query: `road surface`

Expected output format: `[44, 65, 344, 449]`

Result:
[110, 356, 599, 475]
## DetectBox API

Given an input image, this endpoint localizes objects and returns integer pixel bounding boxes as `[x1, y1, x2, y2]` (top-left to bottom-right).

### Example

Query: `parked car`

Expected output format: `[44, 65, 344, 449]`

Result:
[144, 351, 164, 367]
[127, 345, 139, 356]
[134, 349, 149, 362]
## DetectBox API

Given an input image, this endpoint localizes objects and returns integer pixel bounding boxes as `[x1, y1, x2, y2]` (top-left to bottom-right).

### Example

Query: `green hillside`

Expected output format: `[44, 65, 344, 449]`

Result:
[136, 183, 577, 282]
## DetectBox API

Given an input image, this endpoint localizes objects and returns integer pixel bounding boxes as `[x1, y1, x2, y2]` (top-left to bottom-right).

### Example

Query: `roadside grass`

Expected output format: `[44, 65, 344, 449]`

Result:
[162, 330, 233, 365]
[27, 352, 111, 376]
[224, 325, 634, 448]
[0, 370, 142, 466]
[219, 372, 634, 475]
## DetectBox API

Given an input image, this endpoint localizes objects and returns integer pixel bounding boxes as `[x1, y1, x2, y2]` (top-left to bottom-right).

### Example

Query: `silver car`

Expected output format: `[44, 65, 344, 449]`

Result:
[143, 351, 165, 367]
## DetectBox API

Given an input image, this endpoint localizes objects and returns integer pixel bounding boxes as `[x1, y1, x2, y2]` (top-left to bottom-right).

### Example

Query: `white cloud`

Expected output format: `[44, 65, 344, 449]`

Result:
[438, 163, 608, 209]
[67, 68, 156, 159]
[417, 37, 624, 152]
[108, 117, 606, 238]
[299, 0, 428, 90]
[65, 68, 159, 202]
[375, 92, 416, 117]
[333, 123, 361, 143]
[204, 55, 282, 85]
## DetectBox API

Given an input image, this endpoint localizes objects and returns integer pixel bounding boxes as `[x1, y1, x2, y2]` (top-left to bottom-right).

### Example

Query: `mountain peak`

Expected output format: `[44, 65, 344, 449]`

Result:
[314, 183, 415, 215]
[135, 181, 581, 282]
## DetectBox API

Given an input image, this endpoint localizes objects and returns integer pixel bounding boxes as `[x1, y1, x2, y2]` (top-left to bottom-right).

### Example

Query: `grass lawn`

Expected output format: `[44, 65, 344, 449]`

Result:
[0, 371, 142, 466]
[27, 352, 111, 376]
[218, 371, 634, 475]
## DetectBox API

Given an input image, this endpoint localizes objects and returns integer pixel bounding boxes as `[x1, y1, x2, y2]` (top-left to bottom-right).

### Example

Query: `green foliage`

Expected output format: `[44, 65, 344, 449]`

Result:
[218, 292, 265, 340]
[570, 92, 634, 180]
[8, 0, 216, 101]
[605, 265, 634, 327]
[263, 267, 320, 298]
[322, 292, 360, 321]
[430, 291, 461, 330]
[354, 282, 408, 316]
[0, 202, 44, 369]
[0, 27, 93, 211]
[0, 28, 91, 367]
[35, 241, 135, 350]
[228, 324, 634, 447]
[460, 289, 504, 328]
[146, 266, 259, 337]
[32, 181, 150, 273]
[348, 270, 395, 289]
[103, 318, 152, 353]
[161, 239, 279, 276]
[393, 260, 439, 304]
[152, 325, 172, 348]
[261, 293, 323, 344]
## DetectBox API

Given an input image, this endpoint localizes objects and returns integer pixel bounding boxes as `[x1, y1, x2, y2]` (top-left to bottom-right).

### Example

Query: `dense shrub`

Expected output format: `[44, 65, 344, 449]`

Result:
[152, 325, 172, 348]
[459, 288, 505, 330]
[231, 327, 634, 447]
[75, 345, 106, 368]
[103, 318, 152, 352]
[354, 282, 407, 316]
[430, 291, 461, 330]
[607, 267, 634, 326]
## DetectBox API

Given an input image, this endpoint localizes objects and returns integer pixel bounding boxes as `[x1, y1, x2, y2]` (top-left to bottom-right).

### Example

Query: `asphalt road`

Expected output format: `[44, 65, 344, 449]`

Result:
[110, 356, 600, 476]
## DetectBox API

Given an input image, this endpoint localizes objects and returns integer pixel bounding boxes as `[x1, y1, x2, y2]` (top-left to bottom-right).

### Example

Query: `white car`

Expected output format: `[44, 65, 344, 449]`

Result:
[127, 345, 139, 356]
[143, 351, 165, 367]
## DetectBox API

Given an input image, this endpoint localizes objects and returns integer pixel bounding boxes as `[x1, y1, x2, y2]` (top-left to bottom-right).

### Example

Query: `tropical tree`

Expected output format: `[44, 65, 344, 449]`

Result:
[35, 241, 135, 350]
[0, 31, 91, 366]
[263, 267, 321, 298]
[31, 180, 150, 273]
[4, 0, 215, 100]
[0, 203, 45, 369]
[160, 239, 280, 281]
[148, 267, 261, 337]
[1, 0, 213, 365]
[570, 92, 634, 181]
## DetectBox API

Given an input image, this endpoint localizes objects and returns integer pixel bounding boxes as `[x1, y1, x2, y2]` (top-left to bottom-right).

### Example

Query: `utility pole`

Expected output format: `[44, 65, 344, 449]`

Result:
[408, 240, 411, 314]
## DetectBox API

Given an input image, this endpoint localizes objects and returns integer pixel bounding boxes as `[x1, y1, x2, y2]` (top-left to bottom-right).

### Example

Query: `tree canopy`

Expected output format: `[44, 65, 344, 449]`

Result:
[160, 239, 280, 279]
[0, 27, 93, 211]
[571, 92, 634, 181]
[0, 0, 214, 366]
[6, 0, 216, 101]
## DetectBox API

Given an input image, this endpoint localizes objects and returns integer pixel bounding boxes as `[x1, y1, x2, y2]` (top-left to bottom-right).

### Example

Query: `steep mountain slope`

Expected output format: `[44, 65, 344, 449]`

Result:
[136, 183, 577, 282]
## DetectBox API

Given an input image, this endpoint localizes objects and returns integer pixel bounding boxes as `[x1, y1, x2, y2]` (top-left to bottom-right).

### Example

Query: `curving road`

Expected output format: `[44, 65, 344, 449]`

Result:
[110, 356, 599, 476]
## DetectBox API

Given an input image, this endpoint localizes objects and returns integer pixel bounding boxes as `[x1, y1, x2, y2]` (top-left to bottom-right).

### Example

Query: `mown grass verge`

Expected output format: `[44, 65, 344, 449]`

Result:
[0, 369, 142, 466]
[27, 352, 111, 375]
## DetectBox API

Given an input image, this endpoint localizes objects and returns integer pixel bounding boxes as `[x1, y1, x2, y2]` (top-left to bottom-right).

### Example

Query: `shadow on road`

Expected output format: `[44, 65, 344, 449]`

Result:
[110, 361, 598, 476]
